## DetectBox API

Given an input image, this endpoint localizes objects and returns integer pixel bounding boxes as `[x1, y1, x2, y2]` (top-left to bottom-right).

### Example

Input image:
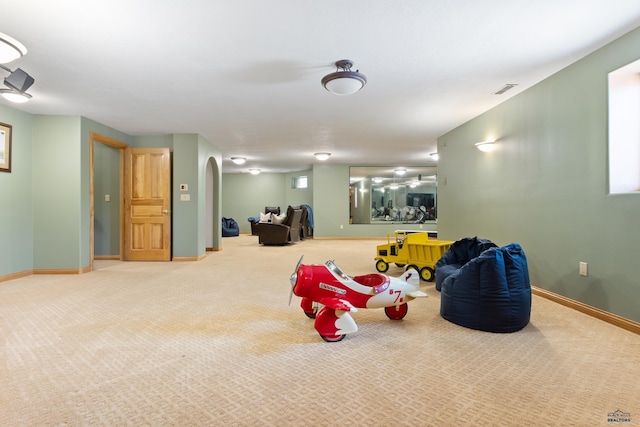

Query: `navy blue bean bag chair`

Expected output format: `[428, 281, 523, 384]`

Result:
[222, 217, 240, 237]
[435, 237, 497, 291]
[437, 240, 531, 333]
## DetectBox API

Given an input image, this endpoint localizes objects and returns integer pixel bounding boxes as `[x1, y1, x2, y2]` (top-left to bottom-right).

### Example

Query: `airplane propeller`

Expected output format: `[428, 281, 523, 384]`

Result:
[289, 255, 304, 305]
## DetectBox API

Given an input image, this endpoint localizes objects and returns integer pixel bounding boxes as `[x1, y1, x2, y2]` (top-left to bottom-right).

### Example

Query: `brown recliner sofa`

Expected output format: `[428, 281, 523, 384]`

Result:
[249, 206, 280, 235]
[255, 206, 303, 245]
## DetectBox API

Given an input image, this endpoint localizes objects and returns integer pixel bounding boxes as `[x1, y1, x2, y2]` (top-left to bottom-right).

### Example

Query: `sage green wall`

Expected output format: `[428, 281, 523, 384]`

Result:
[197, 134, 222, 252]
[438, 27, 640, 322]
[0, 105, 34, 276]
[32, 116, 83, 269]
[94, 142, 120, 256]
[170, 134, 222, 257]
[222, 173, 287, 233]
[221, 170, 314, 234]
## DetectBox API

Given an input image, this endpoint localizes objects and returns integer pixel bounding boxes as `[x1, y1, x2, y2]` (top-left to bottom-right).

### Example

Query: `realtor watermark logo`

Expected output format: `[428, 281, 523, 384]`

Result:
[607, 409, 631, 423]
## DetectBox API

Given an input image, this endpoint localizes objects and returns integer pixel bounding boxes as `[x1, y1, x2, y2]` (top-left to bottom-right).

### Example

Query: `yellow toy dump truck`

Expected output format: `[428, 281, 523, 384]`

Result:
[375, 230, 453, 282]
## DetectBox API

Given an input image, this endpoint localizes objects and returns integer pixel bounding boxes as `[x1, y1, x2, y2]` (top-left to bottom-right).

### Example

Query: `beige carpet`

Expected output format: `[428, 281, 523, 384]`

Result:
[1, 235, 639, 426]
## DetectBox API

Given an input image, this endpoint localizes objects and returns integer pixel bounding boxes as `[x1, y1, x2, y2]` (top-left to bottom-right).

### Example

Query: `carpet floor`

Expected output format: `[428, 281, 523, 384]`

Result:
[1, 235, 639, 426]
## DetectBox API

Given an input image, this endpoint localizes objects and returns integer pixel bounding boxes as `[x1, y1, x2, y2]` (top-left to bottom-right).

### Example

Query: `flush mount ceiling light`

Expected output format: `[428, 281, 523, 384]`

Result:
[394, 168, 407, 175]
[0, 32, 27, 64]
[321, 59, 367, 95]
[372, 177, 383, 184]
[430, 152, 439, 161]
[475, 140, 496, 152]
[248, 168, 261, 175]
[314, 152, 331, 161]
[231, 157, 246, 165]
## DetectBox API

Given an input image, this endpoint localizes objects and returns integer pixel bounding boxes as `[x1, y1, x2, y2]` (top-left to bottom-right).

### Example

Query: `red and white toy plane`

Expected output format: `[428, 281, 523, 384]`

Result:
[289, 256, 427, 342]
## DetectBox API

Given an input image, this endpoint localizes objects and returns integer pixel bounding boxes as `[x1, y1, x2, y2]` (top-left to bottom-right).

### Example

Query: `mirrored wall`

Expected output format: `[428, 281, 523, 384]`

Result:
[350, 166, 437, 224]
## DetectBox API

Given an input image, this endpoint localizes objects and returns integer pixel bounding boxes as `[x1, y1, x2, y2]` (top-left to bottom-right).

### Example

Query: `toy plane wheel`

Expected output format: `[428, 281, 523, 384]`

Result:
[385, 303, 408, 320]
[420, 267, 435, 282]
[320, 333, 345, 342]
[375, 259, 389, 273]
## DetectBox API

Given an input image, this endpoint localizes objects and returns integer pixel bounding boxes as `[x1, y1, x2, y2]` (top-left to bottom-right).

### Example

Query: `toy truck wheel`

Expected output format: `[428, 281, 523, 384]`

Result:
[385, 303, 409, 320]
[420, 267, 435, 282]
[406, 264, 419, 273]
[375, 260, 389, 272]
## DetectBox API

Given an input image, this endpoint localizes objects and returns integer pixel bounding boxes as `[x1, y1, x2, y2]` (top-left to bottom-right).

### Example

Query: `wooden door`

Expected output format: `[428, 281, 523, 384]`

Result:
[124, 148, 171, 261]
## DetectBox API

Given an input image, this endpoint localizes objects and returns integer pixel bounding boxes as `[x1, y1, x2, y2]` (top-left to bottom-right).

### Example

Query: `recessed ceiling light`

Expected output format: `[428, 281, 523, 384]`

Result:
[314, 152, 331, 161]
[231, 157, 246, 165]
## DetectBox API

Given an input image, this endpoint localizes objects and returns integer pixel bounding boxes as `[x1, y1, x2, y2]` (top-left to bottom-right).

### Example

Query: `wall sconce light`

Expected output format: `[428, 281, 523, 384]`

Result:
[430, 152, 439, 161]
[475, 140, 496, 152]
[314, 152, 331, 161]
[248, 168, 261, 175]
[321, 59, 367, 95]
[231, 157, 246, 165]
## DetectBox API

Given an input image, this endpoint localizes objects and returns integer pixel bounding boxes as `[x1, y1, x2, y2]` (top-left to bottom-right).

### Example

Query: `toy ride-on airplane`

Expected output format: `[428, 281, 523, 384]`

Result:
[289, 256, 427, 342]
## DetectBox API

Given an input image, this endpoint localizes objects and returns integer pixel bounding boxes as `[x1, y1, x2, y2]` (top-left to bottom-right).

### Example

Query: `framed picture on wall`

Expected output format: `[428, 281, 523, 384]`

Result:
[0, 122, 11, 172]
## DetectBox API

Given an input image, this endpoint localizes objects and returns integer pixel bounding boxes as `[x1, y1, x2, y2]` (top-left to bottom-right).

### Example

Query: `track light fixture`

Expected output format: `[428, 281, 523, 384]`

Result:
[1, 65, 34, 103]
[0, 33, 34, 103]
[321, 60, 367, 95]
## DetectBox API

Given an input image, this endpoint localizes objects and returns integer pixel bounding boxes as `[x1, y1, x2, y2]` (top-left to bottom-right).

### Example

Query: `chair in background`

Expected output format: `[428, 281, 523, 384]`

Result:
[255, 206, 303, 245]
[248, 206, 281, 235]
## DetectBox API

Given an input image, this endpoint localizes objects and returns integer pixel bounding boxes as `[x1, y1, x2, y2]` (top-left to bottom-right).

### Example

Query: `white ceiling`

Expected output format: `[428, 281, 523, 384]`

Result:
[4, 1, 640, 173]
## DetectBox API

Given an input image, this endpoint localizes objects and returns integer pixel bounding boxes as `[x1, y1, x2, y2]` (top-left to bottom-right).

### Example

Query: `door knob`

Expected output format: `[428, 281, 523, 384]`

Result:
[162, 209, 171, 214]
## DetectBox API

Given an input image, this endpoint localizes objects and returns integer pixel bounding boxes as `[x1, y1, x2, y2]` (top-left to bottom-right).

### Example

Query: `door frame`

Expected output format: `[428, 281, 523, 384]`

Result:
[89, 132, 128, 271]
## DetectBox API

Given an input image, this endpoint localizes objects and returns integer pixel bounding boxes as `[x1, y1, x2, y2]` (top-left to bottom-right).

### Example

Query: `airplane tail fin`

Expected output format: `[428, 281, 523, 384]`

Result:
[402, 269, 420, 289]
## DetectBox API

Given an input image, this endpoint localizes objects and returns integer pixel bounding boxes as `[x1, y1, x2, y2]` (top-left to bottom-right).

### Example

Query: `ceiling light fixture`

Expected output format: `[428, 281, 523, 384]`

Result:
[430, 152, 439, 161]
[314, 152, 331, 161]
[372, 177, 383, 184]
[0, 88, 31, 103]
[231, 157, 246, 165]
[0, 32, 27, 64]
[395, 168, 407, 175]
[475, 140, 496, 152]
[249, 168, 261, 175]
[1, 66, 35, 103]
[321, 59, 367, 95]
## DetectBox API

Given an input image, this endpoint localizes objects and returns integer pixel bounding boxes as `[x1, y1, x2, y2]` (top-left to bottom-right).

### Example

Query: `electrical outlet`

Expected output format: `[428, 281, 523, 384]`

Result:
[579, 262, 588, 277]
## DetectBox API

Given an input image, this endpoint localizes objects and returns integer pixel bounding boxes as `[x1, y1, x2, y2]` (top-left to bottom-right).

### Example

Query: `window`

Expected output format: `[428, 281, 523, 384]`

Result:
[608, 59, 640, 194]
[292, 175, 307, 189]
